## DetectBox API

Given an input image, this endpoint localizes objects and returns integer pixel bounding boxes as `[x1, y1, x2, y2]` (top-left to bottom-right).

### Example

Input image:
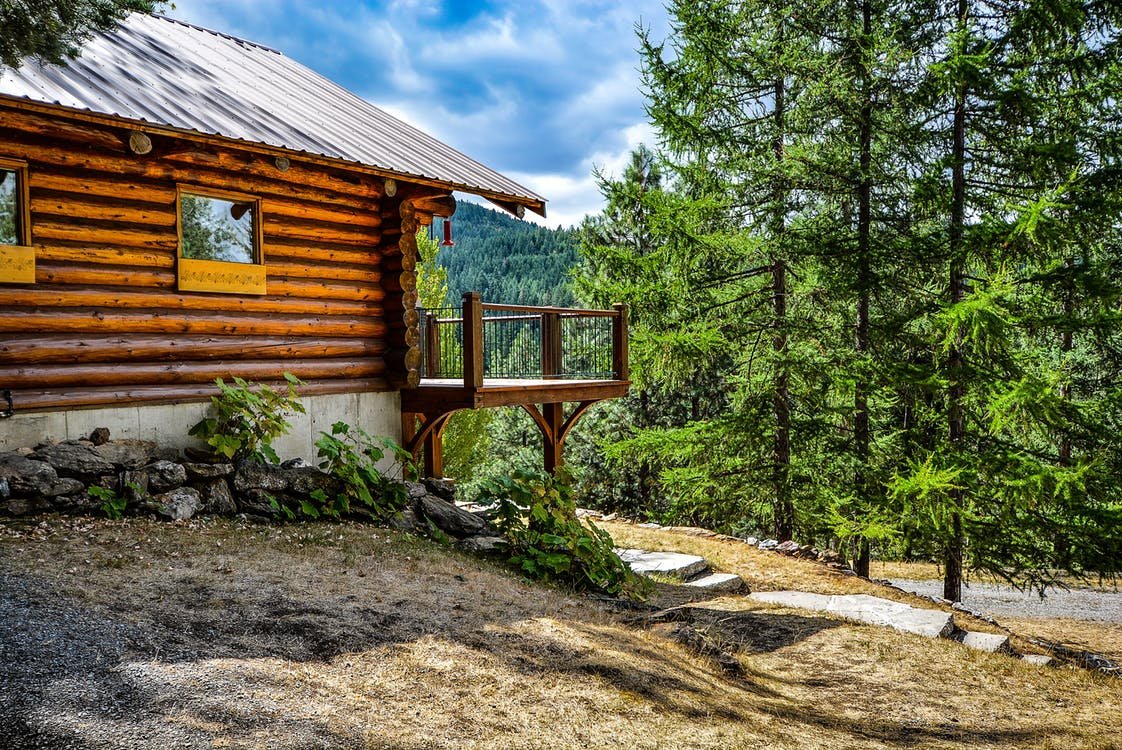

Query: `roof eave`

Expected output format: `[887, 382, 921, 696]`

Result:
[0, 94, 547, 217]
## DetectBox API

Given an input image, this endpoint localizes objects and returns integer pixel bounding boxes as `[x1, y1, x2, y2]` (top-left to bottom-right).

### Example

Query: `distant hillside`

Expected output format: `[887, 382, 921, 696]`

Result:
[434, 201, 577, 307]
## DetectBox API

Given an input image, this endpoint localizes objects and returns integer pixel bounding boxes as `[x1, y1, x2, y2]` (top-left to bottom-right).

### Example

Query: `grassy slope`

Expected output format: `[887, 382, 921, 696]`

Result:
[1, 516, 1119, 750]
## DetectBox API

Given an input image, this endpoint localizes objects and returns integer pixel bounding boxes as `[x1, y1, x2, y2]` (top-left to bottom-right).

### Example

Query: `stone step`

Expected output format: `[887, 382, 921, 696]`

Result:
[958, 631, 1013, 654]
[1020, 653, 1055, 667]
[749, 591, 956, 639]
[616, 548, 709, 581]
[684, 572, 746, 593]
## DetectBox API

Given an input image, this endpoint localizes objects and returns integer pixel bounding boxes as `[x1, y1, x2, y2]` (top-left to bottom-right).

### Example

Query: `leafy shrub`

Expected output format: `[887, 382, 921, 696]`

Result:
[479, 469, 644, 597]
[313, 421, 413, 519]
[189, 373, 306, 464]
[89, 484, 127, 520]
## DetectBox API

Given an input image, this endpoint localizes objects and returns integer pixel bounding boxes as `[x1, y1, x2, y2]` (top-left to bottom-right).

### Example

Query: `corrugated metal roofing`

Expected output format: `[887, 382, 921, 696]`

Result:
[0, 13, 545, 214]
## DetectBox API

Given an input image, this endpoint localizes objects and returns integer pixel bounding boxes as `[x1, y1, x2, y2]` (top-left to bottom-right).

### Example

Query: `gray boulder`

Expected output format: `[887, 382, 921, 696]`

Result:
[423, 477, 457, 502]
[460, 535, 506, 554]
[238, 488, 281, 517]
[94, 440, 158, 470]
[144, 460, 187, 493]
[387, 508, 418, 532]
[30, 442, 115, 477]
[2, 496, 52, 515]
[416, 494, 486, 537]
[88, 427, 111, 445]
[288, 467, 342, 498]
[405, 481, 428, 500]
[146, 486, 201, 521]
[0, 453, 60, 498]
[233, 463, 291, 493]
[197, 479, 236, 515]
[122, 469, 149, 502]
[44, 478, 86, 498]
[183, 462, 234, 480]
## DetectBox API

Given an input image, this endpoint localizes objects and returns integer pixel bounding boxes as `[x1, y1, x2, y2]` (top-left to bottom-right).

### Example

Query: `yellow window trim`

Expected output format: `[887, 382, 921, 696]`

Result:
[0, 157, 33, 285]
[176, 184, 266, 295]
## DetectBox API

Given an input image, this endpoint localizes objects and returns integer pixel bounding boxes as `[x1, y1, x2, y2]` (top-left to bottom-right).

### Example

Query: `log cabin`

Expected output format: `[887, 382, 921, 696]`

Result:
[0, 14, 628, 474]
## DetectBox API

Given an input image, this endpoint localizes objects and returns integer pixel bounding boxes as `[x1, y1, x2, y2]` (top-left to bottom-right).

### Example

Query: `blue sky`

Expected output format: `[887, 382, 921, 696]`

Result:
[166, 0, 671, 227]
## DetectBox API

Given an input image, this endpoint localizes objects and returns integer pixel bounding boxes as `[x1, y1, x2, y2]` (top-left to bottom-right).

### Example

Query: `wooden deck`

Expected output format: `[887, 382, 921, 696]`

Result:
[403, 294, 631, 476]
[402, 377, 631, 412]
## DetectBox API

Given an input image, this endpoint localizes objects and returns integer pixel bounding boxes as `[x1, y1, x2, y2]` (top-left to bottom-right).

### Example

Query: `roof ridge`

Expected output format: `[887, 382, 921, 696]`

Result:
[148, 13, 282, 55]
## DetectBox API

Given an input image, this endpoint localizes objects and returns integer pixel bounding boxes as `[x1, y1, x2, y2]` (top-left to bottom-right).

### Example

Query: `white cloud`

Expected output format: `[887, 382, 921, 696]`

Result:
[164, 0, 670, 230]
[511, 119, 657, 229]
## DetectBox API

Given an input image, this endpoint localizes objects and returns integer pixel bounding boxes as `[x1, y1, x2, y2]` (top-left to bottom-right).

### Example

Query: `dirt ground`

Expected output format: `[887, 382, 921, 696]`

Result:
[1, 516, 1120, 750]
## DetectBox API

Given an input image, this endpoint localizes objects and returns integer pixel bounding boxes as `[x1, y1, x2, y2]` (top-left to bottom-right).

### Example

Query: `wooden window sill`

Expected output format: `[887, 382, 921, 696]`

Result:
[0, 245, 35, 284]
[178, 256, 267, 295]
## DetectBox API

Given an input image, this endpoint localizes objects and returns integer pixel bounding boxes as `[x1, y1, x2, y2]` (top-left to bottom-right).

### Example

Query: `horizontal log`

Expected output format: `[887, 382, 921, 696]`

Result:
[0, 130, 380, 211]
[0, 334, 386, 365]
[31, 169, 179, 204]
[31, 194, 175, 227]
[36, 245, 177, 269]
[33, 219, 177, 248]
[412, 194, 456, 217]
[265, 260, 382, 284]
[262, 217, 379, 247]
[0, 357, 386, 388]
[263, 233, 383, 259]
[7, 377, 391, 412]
[33, 169, 380, 230]
[266, 199, 381, 229]
[0, 309, 386, 337]
[0, 107, 384, 200]
[0, 107, 127, 151]
[0, 287, 381, 316]
[267, 278, 384, 302]
[36, 263, 175, 288]
[161, 144, 384, 200]
[262, 242, 381, 267]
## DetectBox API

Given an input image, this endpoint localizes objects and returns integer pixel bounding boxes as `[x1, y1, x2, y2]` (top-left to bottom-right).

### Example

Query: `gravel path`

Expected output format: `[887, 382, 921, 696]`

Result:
[890, 579, 1122, 623]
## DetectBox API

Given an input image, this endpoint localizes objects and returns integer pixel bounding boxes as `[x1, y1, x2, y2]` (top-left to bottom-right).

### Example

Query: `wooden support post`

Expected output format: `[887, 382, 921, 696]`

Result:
[462, 291, 483, 389]
[401, 411, 417, 451]
[542, 312, 562, 378]
[543, 402, 565, 473]
[423, 419, 445, 478]
[424, 311, 440, 377]
[612, 303, 629, 381]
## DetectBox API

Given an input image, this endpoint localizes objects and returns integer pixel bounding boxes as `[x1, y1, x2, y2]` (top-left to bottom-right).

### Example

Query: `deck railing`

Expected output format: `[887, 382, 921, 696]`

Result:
[418, 292, 628, 386]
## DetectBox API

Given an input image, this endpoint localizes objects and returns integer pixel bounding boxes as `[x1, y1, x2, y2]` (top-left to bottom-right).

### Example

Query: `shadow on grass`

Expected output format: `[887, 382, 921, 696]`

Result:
[0, 552, 1058, 749]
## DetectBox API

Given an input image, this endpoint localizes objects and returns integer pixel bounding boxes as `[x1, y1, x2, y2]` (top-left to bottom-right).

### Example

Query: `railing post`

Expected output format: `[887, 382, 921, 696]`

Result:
[424, 311, 440, 377]
[542, 312, 562, 378]
[462, 291, 483, 389]
[612, 303, 629, 381]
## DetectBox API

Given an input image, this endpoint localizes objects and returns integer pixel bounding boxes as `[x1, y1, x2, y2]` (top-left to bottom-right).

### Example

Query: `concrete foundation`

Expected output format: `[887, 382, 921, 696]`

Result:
[0, 391, 402, 468]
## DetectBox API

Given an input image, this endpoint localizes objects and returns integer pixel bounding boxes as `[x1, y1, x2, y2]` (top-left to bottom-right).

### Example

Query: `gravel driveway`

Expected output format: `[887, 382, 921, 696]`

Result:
[891, 579, 1122, 623]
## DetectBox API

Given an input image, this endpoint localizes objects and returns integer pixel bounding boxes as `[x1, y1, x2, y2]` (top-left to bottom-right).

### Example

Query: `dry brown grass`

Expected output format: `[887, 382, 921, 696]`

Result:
[1, 516, 1120, 749]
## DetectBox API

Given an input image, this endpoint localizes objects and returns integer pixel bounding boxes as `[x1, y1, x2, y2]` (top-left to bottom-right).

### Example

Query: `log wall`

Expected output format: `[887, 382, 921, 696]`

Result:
[0, 102, 414, 412]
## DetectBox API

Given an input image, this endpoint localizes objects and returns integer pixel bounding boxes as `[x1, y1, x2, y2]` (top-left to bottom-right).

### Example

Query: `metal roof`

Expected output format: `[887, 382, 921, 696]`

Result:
[0, 13, 545, 215]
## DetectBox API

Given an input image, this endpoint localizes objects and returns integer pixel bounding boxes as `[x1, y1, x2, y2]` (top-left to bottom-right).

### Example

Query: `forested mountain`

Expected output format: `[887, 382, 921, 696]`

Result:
[433, 201, 577, 308]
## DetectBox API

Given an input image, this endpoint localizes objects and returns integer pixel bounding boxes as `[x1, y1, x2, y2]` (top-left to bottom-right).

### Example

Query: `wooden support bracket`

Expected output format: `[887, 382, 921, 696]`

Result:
[520, 399, 602, 474]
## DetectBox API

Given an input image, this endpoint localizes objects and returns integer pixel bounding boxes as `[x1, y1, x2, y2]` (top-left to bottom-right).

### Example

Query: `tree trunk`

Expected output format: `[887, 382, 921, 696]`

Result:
[852, 0, 874, 579]
[944, 0, 969, 604]
[772, 49, 793, 542]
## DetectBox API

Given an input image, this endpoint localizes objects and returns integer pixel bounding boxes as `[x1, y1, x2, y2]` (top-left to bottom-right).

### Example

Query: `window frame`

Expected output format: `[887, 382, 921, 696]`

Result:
[175, 184, 266, 295]
[0, 156, 34, 285]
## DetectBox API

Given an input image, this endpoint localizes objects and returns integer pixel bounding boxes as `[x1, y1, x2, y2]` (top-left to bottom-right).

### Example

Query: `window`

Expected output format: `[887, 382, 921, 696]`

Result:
[0, 159, 33, 285]
[177, 188, 266, 295]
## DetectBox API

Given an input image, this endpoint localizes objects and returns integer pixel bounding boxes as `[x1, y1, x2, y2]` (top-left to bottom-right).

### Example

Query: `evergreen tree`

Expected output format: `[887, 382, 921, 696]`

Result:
[0, 0, 157, 68]
[891, 0, 1122, 599]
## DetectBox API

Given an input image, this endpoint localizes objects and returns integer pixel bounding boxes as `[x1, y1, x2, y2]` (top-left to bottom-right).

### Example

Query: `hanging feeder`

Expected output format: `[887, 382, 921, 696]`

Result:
[442, 218, 455, 247]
